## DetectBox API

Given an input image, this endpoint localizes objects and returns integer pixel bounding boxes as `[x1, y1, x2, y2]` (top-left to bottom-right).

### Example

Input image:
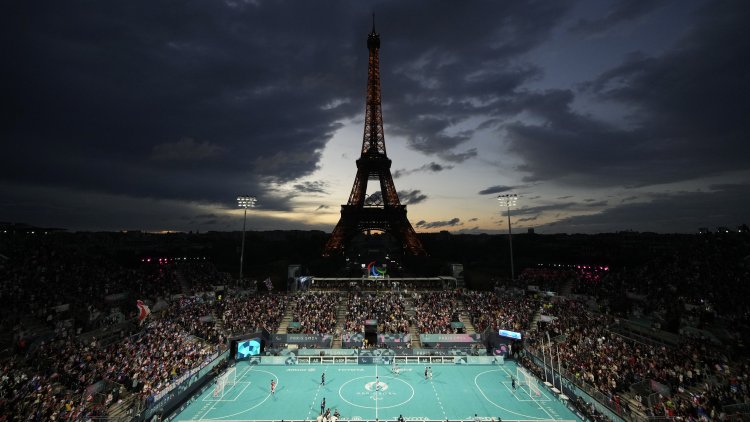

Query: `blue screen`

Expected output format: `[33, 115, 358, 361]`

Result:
[236, 338, 261, 359]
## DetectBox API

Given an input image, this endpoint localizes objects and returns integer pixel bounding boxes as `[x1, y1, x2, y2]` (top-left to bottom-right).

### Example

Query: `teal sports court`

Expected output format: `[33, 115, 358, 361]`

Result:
[173, 360, 580, 421]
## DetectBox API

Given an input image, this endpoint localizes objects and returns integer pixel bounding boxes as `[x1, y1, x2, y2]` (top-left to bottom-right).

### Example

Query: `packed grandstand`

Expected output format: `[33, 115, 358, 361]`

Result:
[0, 232, 748, 421]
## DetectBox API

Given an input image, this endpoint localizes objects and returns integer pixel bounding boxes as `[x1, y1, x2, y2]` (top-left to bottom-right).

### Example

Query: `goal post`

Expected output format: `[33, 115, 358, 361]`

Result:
[213, 367, 237, 398]
[516, 366, 542, 398]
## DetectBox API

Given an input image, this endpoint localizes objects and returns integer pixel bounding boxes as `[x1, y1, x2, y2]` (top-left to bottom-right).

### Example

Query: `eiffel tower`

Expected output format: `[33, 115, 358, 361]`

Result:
[323, 20, 426, 257]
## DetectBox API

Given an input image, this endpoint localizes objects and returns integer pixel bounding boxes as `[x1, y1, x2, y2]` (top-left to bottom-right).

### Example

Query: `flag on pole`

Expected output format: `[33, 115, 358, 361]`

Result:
[264, 277, 273, 291]
[136, 300, 151, 324]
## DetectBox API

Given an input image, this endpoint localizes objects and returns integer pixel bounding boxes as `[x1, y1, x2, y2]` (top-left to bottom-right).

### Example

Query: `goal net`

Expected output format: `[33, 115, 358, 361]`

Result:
[517, 366, 541, 398]
[213, 367, 236, 398]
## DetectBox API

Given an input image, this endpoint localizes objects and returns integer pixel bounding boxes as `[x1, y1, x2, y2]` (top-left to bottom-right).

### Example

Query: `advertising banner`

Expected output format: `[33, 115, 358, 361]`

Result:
[420, 333, 482, 346]
[343, 332, 364, 348]
[272, 334, 333, 348]
[377, 333, 410, 345]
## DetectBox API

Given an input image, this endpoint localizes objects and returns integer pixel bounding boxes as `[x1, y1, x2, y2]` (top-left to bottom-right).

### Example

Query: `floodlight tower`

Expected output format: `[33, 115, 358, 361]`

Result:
[237, 195, 257, 284]
[497, 194, 518, 280]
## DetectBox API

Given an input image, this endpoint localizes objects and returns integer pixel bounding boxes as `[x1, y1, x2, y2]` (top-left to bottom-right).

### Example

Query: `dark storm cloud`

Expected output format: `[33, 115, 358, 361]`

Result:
[397, 190, 427, 205]
[506, 2, 750, 187]
[537, 184, 750, 233]
[293, 181, 329, 194]
[393, 162, 453, 179]
[478, 185, 518, 195]
[4, 1, 365, 212]
[378, 1, 572, 159]
[438, 149, 479, 163]
[3, 0, 576, 222]
[415, 218, 461, 229]
[569, 0, 668, 35]
[585, 200, 608, 207]
[6, 0, 744, 235]
[511, 202, 577, 217]
[505, 199, 608, 221]
[151, 138, 227, 162]
[361, 190, 427, 205]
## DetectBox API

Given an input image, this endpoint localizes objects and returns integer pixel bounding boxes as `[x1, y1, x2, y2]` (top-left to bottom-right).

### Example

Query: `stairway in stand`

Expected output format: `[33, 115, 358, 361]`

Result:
[558, 279, 575, 297]
[404, 298, 422, 349]
[409, 325, 422, 349]
[175, 270, 191, 295]
[212, 310, 225, 333]
[277, 301, 295, 334]
[456, 299, 476, 334]
[332, 300, 348, 349]
[107, 394, 139, 422]
[528, 307, 544, 332]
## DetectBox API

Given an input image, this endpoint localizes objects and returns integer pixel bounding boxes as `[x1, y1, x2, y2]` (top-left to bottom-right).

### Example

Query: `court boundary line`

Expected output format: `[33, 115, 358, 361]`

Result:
[375, 363, 379, 421]
[305, 364, 329, 421]
[202, 365, 254, 402]
[499, 380, 551, 403]
[198, 367, 282, 420]
[179, 363, 577, 421]
[473, 369, 547, 420]
[197, 365, 253, 418]
[500, 366, 556, 420]
[427, 366, 448, 420]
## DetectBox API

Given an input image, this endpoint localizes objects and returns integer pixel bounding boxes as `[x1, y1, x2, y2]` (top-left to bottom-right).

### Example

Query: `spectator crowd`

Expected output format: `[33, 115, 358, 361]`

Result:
[2, 232, 749, 421]
[345, 292, 410, 334]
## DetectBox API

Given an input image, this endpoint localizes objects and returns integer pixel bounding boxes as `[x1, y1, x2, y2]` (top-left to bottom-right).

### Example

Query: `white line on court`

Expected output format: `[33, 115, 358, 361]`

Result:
[202, 368, 278, 420]
[473, 369, 545, 420]
[375, 363, 379, 421]
[500, 366, 556, 420]
[198, 365, 252, 420]
[428, 368, 447, 420]
[305, 364, 329, 421]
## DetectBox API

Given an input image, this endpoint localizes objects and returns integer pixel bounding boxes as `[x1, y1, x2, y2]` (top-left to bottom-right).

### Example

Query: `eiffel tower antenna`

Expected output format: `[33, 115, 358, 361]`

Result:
[323, 23, 426, 257]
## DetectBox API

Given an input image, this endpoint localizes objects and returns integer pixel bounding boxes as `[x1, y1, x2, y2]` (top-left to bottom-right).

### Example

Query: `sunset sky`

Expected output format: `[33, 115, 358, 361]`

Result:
[4, 0, 749, 234]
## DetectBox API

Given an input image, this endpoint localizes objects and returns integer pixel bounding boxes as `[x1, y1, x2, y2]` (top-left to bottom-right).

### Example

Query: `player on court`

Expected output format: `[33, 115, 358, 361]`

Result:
[428, 366, 433, 380]
[270, 379, 276, 395]
[321, 371, 326, 386]
[393, 363, 400, 376]
[320, 397, 326, 414]
[511, 377, 517, 391]
[424, 367, 428, 380]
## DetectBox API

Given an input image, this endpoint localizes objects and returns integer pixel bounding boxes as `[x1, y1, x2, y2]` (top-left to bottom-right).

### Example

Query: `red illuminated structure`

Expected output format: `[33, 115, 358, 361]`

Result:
[323, 21, 426, 256]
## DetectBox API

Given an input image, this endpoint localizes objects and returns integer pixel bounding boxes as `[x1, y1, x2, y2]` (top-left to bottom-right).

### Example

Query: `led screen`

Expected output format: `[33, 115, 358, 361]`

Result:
[498, 329, 522, 340]
[235, 338, 262, 360]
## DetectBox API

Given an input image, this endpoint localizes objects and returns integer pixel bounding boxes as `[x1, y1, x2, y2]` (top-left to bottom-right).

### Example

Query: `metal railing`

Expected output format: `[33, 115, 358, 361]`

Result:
[524, 349, 630, 421]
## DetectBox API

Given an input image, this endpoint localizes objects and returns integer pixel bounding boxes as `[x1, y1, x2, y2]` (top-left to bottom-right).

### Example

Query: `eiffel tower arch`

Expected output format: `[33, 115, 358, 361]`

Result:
[323, 21, 426, 257]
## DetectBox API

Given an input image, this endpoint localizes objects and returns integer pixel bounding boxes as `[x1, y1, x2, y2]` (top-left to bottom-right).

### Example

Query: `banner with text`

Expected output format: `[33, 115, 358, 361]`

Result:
[420, 333, 482, 347]
[271, 333, 333, 348]
[378, 333, 411, 346]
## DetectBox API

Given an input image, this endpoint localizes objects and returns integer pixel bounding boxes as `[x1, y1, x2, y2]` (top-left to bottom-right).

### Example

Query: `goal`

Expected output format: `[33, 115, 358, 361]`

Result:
[516, 366, 542, 398]
[213, 367, 237, 398]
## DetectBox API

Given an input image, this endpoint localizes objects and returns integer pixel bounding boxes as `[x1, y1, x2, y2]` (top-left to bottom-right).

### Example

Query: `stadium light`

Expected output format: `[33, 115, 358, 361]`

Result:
[237, 195, 257, 285]
[497, 194, 518, 280]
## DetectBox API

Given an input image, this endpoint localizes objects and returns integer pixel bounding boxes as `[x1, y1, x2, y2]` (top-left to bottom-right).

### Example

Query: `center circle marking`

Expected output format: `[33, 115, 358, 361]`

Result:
[338, 376, 414, 409]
